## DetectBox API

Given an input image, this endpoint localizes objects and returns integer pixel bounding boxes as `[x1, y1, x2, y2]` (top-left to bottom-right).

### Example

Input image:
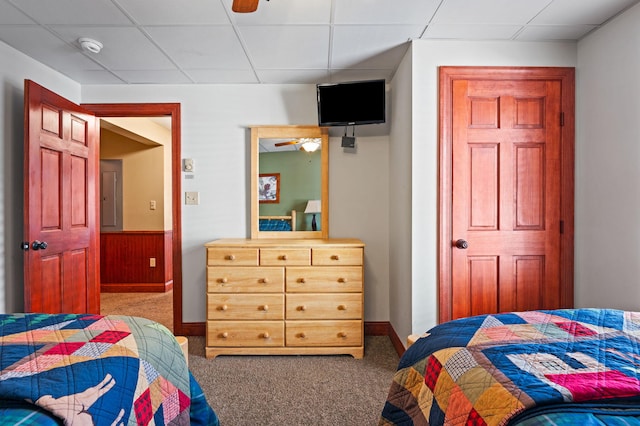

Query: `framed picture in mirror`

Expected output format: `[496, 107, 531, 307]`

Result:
[259, 173, 280, 203]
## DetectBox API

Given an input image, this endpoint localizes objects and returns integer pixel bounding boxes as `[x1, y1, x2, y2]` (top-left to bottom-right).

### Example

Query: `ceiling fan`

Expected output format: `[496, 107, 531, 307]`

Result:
[274, 138, 322, 152]
[232, 0, 260, 13]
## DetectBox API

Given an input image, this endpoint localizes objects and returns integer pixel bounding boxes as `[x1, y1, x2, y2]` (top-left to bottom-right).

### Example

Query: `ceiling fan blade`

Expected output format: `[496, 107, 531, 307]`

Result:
[274, 140, 298, 147]
[232, 0, 259, 13]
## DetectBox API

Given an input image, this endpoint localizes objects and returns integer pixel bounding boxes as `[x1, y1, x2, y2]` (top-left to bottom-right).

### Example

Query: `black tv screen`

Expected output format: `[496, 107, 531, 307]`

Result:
[317, 79, 386, 126]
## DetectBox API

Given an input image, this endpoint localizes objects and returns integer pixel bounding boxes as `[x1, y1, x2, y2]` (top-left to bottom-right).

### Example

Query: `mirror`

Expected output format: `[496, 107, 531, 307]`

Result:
[251, 125, 329, 239]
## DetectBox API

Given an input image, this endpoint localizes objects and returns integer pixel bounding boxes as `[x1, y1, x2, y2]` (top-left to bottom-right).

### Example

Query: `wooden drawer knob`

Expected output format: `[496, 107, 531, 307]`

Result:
[225, 254, 235, 261]
[298, 332, 307, 339]
[220, 332, 228, 338]
[219, 277, 228, 284]
[260, 278, 269, 284]
[261, 332, 270, 339]
[331, 254, 340, 260]
[298, 278, 306, 284]
[338, 305, 347, 311]
[297, 305, 307, 311]
[338, 278, 347, 283]
[338, 332, 347, 338]
[260, 305, 269, 311]
[219, 304, 228, 311]
[279, 254, 288, 261]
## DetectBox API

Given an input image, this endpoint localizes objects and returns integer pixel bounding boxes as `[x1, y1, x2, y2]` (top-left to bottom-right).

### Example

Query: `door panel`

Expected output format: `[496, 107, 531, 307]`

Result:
[24, 80, 99, 314]
[439, 67, 574, 323]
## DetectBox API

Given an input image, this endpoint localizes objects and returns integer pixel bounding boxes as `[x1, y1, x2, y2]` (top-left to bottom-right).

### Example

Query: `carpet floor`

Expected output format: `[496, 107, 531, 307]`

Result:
[187, 335, 399, 426]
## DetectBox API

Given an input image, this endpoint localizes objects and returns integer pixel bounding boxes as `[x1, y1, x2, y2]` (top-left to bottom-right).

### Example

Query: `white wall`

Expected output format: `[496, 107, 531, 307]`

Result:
[389, 45, 413, 342]
[390, 40, 578, 341]
[575, 3, 640, 309]
[81, 84, 391, 322]
[0, 41, 81, 313]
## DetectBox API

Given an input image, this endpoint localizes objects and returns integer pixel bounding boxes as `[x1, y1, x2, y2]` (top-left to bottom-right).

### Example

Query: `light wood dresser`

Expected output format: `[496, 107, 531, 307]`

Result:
[204, 238, 365, 358]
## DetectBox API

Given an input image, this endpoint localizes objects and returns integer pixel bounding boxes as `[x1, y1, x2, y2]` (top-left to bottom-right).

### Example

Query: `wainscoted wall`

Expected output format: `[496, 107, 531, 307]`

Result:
[100, 231, 173, 292]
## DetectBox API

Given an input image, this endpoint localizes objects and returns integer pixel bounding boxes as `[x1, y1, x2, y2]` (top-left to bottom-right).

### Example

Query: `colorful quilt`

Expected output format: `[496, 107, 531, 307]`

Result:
[0, 313, 215, 425]
[380, 309, 640, 426]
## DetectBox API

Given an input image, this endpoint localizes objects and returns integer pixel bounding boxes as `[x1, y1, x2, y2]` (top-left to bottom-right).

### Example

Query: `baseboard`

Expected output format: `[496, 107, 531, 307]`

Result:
[101, 281, 173, 293]
[178, 320, 406, 357]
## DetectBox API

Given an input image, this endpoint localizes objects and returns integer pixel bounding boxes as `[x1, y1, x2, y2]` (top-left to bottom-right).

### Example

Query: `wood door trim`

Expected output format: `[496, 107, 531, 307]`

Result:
[437, 66, 575, 323]
[81, 103, 186, 335]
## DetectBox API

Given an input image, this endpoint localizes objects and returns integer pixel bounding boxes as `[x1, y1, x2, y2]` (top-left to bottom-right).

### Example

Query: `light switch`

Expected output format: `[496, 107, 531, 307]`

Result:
[183, 158, 194, 172]
[150, 257, 156, 267]
[150, 200, 156, 210]
[185, 191, 199, 205]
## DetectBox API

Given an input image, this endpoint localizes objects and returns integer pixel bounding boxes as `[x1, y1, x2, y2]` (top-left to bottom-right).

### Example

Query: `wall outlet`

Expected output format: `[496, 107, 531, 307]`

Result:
[185, 191, 199, 205]
[149, 257, 156, 267]
[149, 200, 156, 210]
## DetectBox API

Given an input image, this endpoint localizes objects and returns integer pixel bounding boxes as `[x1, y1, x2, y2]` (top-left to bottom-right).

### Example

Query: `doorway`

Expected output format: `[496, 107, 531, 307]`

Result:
[437, 67, 575, 323]
[98, 117, 173, 330]
[82, 103, 187, 335]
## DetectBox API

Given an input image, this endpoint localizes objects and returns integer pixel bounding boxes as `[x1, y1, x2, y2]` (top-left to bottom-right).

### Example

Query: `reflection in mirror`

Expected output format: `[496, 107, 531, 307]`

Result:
[250, 126, 328, 239]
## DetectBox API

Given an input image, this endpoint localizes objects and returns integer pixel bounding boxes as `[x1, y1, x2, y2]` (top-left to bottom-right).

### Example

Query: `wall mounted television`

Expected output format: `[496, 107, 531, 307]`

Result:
[316, 79, 386, 127]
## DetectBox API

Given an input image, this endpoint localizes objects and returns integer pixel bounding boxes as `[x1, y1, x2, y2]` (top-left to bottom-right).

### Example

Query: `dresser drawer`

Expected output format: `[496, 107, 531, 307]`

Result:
[207, 294, 284, 320]
[312, 248, 363, 266]
[286, 320, 362, 347]
[207, 267, 284, 293]
[286, 266, 363, 292]
[207, 247, 258, 266]
[286, 294, 362, 320]
[260, 248, 310, 266]
[207, 321, 284, 347]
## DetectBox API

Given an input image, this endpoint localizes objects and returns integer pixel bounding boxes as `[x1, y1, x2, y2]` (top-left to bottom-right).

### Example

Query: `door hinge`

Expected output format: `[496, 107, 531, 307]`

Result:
[560, 112, 565, 127]
[560, 220, 564, 234]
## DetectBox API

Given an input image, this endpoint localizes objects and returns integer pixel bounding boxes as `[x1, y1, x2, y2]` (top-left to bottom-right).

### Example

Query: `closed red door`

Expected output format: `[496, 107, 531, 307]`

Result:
[439, 67, 575, 322]
[23, 80, 99, 313]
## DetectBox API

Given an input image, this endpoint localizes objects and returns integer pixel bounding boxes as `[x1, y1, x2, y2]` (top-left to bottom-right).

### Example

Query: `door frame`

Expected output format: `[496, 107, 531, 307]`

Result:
[437, 66, 575, 323]
[82, 102, 195, 336]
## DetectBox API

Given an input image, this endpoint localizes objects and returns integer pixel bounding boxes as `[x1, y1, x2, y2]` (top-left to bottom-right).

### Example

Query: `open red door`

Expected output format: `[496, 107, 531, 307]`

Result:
[23, 80, 100, 313]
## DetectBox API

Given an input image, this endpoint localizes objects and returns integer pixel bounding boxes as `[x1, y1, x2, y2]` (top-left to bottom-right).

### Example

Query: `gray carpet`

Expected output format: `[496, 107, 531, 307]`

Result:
[186, 336, 400, 426]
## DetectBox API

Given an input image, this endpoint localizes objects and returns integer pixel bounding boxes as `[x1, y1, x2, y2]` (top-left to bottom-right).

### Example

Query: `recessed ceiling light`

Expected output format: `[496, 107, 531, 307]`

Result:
[78, 37, 103, 54]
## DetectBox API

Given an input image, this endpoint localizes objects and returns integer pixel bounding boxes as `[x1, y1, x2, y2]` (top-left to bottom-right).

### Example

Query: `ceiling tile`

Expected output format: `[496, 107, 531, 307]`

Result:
[64, 69, 126, 84]
[51, 26, 176, 70]
[145, 26, 252, 69]
[530, 0, 640, 25]
[433, 0, 553, 24]
[516, 25, 597, 40]
[186, 69, 259, 83]
[331, 25, 419, 69]
[423, 23, 522, 40]
[116, 0, 230, 25]
[114, 69, 192, 84]
[256, 69, 330, 84]
[0, 26, 103, 71]
[240, 26, 330, 69]
[7, 0, 132, 25]
[226, 0, 331, 24]
[333, 0, 439, 24]
[0, 2, 34, 24]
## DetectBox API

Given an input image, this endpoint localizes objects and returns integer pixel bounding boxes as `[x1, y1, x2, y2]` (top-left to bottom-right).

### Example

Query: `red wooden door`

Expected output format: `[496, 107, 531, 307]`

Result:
[439, 67, 575, 322]
[24, 80, 100, 313]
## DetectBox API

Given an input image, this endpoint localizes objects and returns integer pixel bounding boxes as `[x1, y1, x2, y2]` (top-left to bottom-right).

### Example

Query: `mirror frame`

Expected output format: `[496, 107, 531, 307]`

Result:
[251, 125, 329, 239]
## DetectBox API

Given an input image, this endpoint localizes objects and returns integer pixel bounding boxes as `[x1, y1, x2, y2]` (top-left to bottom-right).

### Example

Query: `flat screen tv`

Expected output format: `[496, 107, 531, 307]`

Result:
[317, 79, 386, 127]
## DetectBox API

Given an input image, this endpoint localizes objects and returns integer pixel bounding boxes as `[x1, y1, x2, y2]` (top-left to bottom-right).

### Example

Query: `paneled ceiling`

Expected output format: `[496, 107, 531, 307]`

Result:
[0, 0, 637, 85]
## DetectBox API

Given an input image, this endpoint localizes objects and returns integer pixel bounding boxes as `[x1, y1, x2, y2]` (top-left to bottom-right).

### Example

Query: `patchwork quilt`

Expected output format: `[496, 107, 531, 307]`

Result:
[0, 313, 204, 425]
[380, 309, 640, 426]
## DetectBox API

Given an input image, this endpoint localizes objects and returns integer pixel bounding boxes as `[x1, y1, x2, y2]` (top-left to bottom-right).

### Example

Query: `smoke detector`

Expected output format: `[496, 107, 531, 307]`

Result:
[78, 37, 103, 54]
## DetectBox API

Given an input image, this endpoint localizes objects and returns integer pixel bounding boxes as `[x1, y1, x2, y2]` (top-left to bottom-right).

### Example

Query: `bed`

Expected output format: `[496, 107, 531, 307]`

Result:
[0, 313, 218, 425]
[259, 209, 296, 231]
[380, 308, 640, 425]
